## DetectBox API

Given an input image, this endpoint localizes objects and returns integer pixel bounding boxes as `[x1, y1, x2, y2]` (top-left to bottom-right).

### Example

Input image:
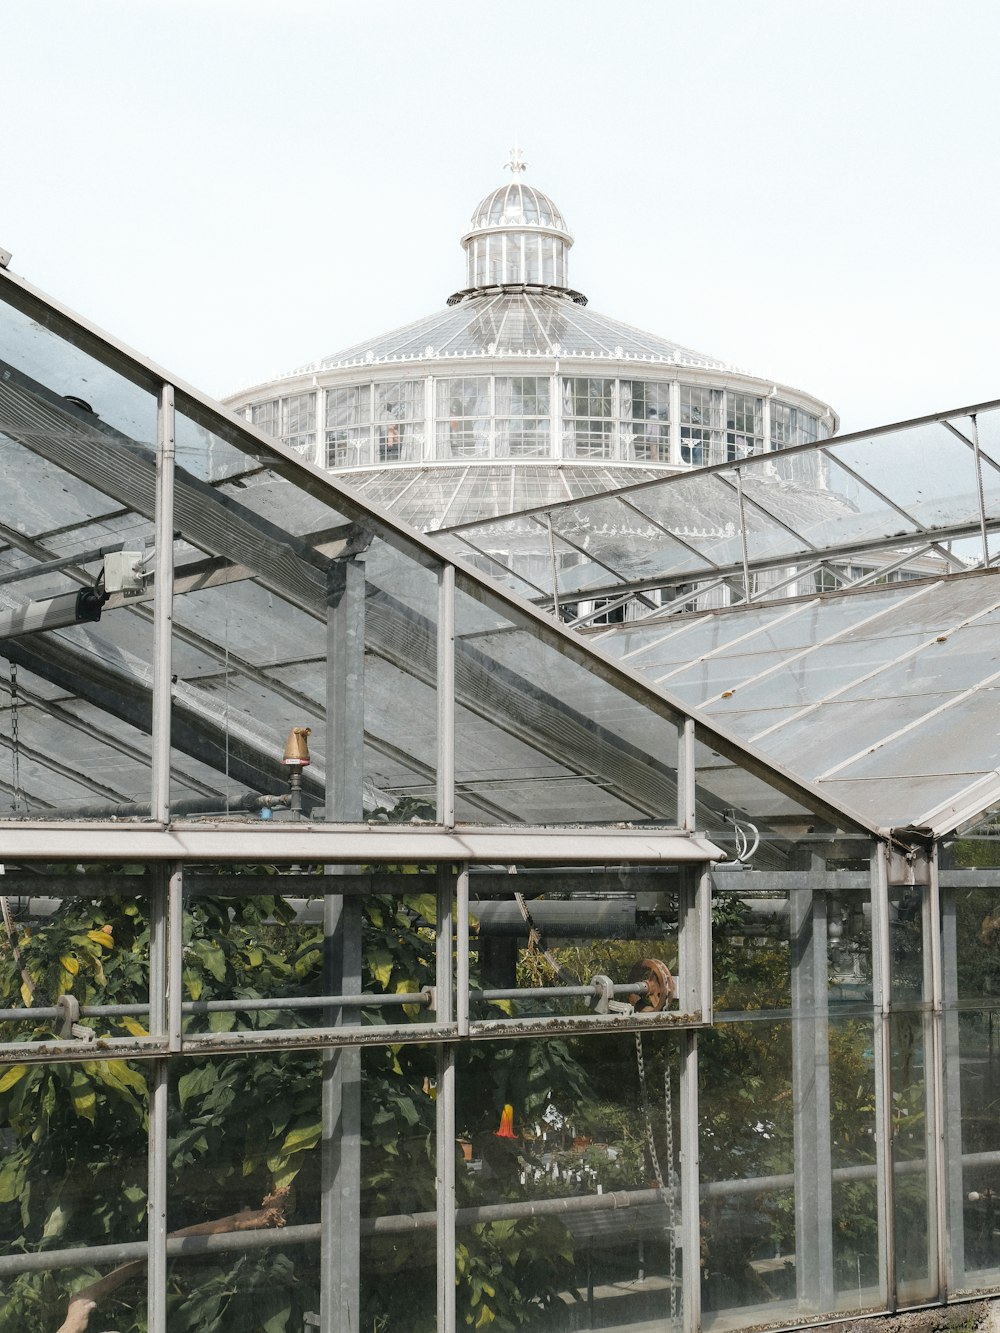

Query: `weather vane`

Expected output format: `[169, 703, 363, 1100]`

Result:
[504, 141, 528, 176]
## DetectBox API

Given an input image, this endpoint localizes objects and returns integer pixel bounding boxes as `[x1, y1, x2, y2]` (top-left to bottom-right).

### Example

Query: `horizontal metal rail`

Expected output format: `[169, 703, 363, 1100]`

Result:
[471, 981, 647, 1003]
[8, 1143, 1000, 1278]
[0, 1186, 674, 1276]
[0, 989, 433, 1024]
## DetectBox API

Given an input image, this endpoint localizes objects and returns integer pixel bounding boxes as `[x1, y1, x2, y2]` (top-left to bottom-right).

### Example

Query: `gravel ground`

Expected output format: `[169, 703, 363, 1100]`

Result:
[807, 1302, 992, 1333]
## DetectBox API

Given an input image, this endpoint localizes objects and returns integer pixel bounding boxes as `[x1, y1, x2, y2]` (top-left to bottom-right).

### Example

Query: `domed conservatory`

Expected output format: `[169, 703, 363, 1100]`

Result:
[225, 151, 837, 531]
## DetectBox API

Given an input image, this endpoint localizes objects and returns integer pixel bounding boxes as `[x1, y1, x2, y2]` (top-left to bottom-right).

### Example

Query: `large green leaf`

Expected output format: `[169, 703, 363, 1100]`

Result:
[178, 1064, 218, 1108]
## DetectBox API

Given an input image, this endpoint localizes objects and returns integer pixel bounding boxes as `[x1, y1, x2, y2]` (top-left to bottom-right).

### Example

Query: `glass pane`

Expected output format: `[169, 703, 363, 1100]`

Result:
[179, 865, 441, 1034]
[0, 302, 159, 820]
[361, 1042, 438, 1328]
[452, 582, 679, 826]
[0, 864, 151, 1048]
[891, 1010, 936, 1303]
[167, 1051, 321, 1327]
[470, 862, 684, 1024]
[455, 1031, 683, 1330]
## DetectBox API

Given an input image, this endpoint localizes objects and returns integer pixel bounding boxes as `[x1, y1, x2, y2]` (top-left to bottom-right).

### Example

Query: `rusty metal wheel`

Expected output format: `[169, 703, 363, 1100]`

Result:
[628, 958, 676, 1012]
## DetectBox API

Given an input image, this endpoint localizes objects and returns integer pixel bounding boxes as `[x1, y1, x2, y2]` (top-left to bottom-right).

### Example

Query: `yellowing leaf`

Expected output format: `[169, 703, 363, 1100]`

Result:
[475, 1302, 495, 1327]
[0, 1064, 29, 1094]
[279, 1120, 322, 1155]
[183, 968, 203, 1001]
[121, 1017, 148, 1037]
[396, 976, 422, 1020]
[60, 954, 80, 976]
[87, 929, 114, 950]
[269, 1158, 302, 1192]
[19, 981, 32, 1007]
[86, 1059, 146, 1098]
[69, 1070, 96, 1123]
[368, 947, 392, 989]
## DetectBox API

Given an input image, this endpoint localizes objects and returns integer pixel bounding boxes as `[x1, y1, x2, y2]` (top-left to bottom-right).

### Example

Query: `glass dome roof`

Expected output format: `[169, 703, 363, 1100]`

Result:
[469, 182, 568, 234]
[340, 460, 668, 530]
[306, 291, 733, 372]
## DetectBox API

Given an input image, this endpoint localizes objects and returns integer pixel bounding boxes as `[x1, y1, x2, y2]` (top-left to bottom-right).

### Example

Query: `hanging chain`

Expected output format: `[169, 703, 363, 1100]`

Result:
[636, 1032, 679, 1329]
[635, 1032, 664, 1186]
[665, 1053, 678, 1327]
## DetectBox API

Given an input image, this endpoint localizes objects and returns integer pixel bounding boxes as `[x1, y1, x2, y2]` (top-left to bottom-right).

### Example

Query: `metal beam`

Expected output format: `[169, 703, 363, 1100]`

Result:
[0, 822, 722, 863]
[321, 554, 365, 1333]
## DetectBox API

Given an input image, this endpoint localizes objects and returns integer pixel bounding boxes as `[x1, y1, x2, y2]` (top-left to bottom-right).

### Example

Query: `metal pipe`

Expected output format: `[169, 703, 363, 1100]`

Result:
[42, 791, 291, 822]
[0, 540, 127, 588]
[471, 981, 648, 1003]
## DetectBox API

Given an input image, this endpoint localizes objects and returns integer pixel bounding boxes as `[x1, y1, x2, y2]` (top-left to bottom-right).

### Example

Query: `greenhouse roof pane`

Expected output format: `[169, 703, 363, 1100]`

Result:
[440, 401, 1000, 603]
[599, 569, 1000, 833]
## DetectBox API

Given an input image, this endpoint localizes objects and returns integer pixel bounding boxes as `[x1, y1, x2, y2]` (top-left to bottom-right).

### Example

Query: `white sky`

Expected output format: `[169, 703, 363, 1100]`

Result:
[3, 0, 999, 432]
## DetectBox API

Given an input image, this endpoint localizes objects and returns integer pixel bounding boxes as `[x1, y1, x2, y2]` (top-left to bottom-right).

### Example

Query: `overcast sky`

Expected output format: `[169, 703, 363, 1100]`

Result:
[3, 0, 999, 432]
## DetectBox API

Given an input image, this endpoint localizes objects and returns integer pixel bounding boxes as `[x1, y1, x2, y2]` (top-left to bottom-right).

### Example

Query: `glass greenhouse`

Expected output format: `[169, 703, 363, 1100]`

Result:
[223, 159, 836, 530]
[5, 214, 1000, 1333]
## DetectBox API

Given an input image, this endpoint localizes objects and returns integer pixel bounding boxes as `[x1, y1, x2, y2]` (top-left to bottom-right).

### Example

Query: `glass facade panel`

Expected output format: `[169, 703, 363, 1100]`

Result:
[680, 385, 722, 465]
[283, 391, 316, 454]
[727, 390, 764, 459]
[374, 379, 423, 463]
[623, 379, 670, 462]
[250, 398, 279, 436]
[562, 377, 614, 458]
[437, 376, 490, 458]
[494, 375, 550, 458]
[250, 393, 316, 455]
[326, 383, 373, 467]
[771, 401, 819, 449]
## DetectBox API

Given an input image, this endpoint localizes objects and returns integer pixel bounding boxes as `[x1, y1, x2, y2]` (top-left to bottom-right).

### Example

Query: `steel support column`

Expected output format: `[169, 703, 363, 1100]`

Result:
[871, 844, 896, 1311]
[678, 862, 709, 1329]
[940, 871, 966, 1289]
[147, 863, 169, 1333]
[790, 884, 835, 1311]
[926, 845, 947, 1301]
[436, 868, 456, 1332]
[321, 555, 366, 1333]
[151, 383, 175, 823]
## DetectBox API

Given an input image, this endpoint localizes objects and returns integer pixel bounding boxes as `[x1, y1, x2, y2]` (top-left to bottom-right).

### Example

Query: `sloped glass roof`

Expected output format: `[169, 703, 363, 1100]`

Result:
[437, 401, 1000, 604]
[341, 461, 670, 530]
[597, 567, 1000, 834]
[273, 291, 734, 376]
[0, 262, 855, 847]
